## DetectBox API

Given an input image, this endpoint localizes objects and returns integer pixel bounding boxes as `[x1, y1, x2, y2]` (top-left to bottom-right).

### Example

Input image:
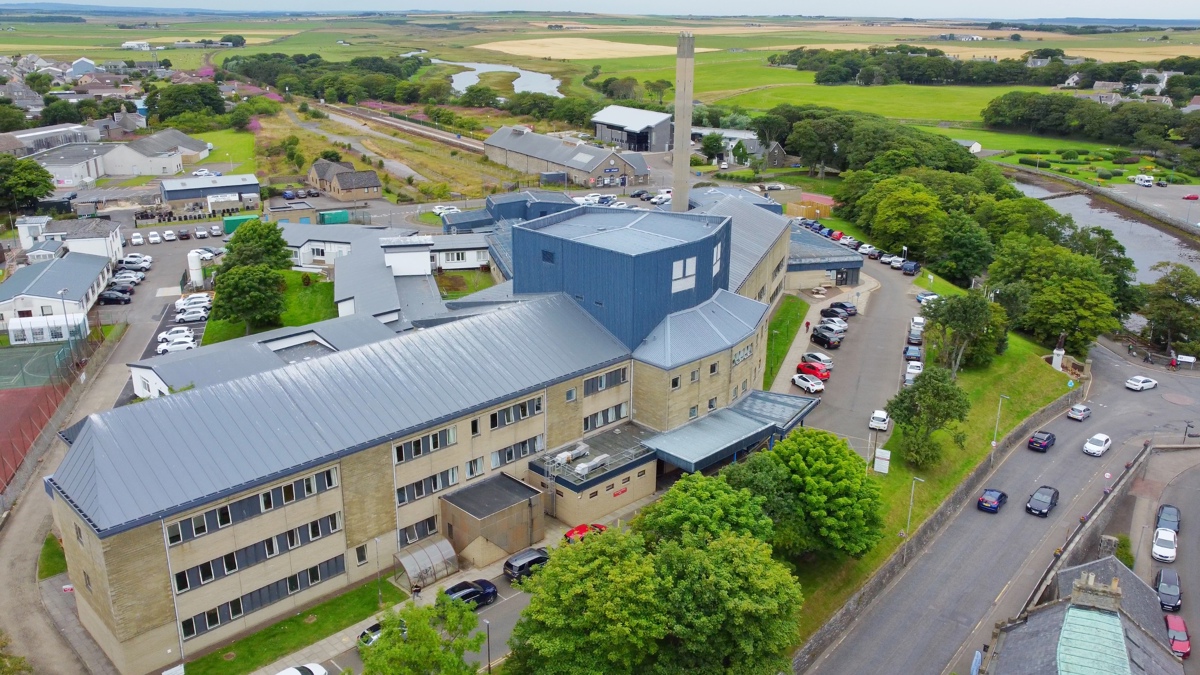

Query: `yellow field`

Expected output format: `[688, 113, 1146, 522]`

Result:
[478, 37, 718, 59]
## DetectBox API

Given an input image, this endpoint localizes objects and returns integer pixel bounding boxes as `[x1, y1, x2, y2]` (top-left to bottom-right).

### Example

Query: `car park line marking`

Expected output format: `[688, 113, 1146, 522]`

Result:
[330, 659, 342, 672]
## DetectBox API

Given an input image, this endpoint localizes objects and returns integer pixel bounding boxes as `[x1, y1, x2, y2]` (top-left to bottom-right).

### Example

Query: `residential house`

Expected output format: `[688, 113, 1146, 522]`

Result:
[1141, 95, 1175, 106]
[78, 73, 124, 88]
[1092, 81, 1124, 92]
[763, 141, 790, 169]
[0, 134, 25, 156]
[329, 170, 383, 202]
[1061, 72, 1083, 88]
[0, 251, 111, 339]
[484, 126, 650, 187]
[1183, 95, 1200, 114]
[430, 233, 490, 271]
[17, 216, 124, 263]
[1074, 92, 1126, 106]
[113, 111, 147, 131]
[1026, 57, 1051, 68]
[954, 139, 983, 154]
[591, 104, 673, 152]
[69, 58, 96, 80]
[1138, 69, 1184, 96]
[2, 81, 45, 113]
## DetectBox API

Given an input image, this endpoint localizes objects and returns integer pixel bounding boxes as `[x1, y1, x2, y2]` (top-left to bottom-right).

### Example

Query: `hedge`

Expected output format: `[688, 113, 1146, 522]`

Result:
[1016, 148, 1053, 154]
[1109, 169, 1125, 176]
[1018, 157, 1052, 166]
[1096, 169, 1112, 179]
[1113, 156, 1140, 165]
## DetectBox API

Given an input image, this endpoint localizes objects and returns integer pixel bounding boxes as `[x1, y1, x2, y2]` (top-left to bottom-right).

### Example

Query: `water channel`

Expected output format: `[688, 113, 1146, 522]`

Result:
[401, 49, 563, 97]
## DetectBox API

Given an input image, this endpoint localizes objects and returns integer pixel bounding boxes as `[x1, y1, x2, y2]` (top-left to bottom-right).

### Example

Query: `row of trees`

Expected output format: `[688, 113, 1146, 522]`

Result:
[222, 52, 427, 105]
[981, 91, 1200, 148]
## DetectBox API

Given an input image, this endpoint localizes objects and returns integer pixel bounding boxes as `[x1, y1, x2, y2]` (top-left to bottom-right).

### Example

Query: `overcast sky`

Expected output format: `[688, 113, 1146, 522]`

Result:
[9, 1, 1200, 20]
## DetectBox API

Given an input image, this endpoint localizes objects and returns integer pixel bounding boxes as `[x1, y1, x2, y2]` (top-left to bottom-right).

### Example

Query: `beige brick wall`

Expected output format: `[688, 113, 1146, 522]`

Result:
[105, 523, 174, 642]
[51, 493, 118, 637]
[546, 375, 584, 450]
[631, 360, 669, 432]
[787, 269, 832, 291]
[546, 461, 656, 526]
[77, 597, 179, 675]
[735, 228, 788, 309]
[343, 445, 395, 549]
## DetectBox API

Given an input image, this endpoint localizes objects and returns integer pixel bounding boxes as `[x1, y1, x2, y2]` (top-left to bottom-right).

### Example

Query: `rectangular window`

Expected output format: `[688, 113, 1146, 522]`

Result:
[589, 491, 598, 498]
[181, 618, 196, 639]
[638, 470, 647, 478]
[260, 491, 274, 512]
[708, 397, 717, 411]
[394, 443, 405, 464]
[690, 369, 699, 383]
[167, 522, 182, 545]
[671, 256, 697, 293]
[287, 574, 299, 594]
[689, 406, 698, 419]
[308, 565, 321, 585]
[223, 552, 237, 574]
[566, 388, 576, 402]
[710, 362, 719, 376]
[471, 419, 480, 436]
[216, 506, 231, 528]
[404, 526, 418, 544]
[742, 380, 748, 393]
[75, 524, 82, 544]
[411, 438, 423, 458]
[467, 457, 483, 478]
[303, 476, 315, 497]
[671, 375, 680, 390]
[229, 598, 243, 620]
[542, 250, 555, 264]
[175, 570, 189, 593]
[198, 561, 214, 584]
[413, 481, 426, 500]
[41, 305, 53, 316]
[282, 484, 295, 504]
[191, 514, 207, 537]
[323, 467, 338, 488]
[396, 488, 408, 506]
[732, 387, 738, 400]
[286, 529, 299, 550]
[423, 516, 437, 534]
[264, 537, 278, 558]
[606, 483, 614, 492]
[309, 520, 322, 541]
[356, 544, 368, 566]
[205, 608, 220, 630]
[329, 512, 341, 533]
[623, 477, 631, 484]
[713, 241, 723, 275]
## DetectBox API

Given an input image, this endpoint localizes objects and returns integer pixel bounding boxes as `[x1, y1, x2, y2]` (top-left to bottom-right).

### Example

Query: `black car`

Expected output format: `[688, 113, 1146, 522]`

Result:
[107, 282, 136, 296]
[1157, 568, 1183, 611]
[640, 193, 654, 201]
[902, 346, 923, 361]
[629, 189, 649, 199]
[97, 290, 131, 305]
[869, 249, 885, 260]
[810, 331, 841, 349]
[1157, 504, 1182, 533]
[504, 547, 550, 582]
[1027, 431, 1056, 452]
[829, 301, 858, 316]
[444, 580, 498, 609]
[1026, 486, 1059, 517]
[820, 307, 849, 319]
[906, 329, 923, 346]
[177, 229, 191, 240]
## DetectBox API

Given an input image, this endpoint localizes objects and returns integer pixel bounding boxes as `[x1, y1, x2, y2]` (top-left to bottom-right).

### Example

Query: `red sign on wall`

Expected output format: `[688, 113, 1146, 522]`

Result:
[613, 487, 627, 498]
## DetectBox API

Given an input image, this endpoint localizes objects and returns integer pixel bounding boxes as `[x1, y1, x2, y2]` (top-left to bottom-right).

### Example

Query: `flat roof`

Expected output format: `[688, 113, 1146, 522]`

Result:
[523, 207, 725, 256]
[30, 143, 116, 165]
[591, 104, 672, 132]
[441, 473, 540, 519]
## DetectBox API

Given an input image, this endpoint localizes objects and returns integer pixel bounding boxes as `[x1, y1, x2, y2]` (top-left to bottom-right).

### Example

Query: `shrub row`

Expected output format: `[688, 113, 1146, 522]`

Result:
[1113, 156, 1140, 165]
[1017, 157, 1051, 166]
[1054, 148, 1093, 155]
[713, 172, 760, 183]
[1016, 148, 1053, 154]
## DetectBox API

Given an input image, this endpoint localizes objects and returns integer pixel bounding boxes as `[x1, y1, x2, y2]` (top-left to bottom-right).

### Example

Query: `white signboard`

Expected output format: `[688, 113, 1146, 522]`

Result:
[873, 449, 891, 474]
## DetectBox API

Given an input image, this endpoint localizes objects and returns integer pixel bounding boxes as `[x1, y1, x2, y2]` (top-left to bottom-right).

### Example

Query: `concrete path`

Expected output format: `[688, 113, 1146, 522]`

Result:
[41, 573, 119, 675]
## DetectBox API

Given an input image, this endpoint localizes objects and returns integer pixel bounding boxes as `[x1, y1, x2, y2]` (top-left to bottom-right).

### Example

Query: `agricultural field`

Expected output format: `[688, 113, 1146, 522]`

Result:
[716, 84, 1052, 122]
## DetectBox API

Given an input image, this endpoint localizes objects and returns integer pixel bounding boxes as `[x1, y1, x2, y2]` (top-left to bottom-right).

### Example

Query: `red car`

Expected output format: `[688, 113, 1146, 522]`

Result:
[1167, 614, 1191, 658]
[1183, 194, 1199, 200]
[796, 362, 831, 380]
[830, 231, 844, 241]
[563, 523, 607, 544]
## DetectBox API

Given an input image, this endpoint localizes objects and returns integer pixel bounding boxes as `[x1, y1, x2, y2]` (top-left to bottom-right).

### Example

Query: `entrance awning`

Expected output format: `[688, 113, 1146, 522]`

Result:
[393, 535, 458, 587]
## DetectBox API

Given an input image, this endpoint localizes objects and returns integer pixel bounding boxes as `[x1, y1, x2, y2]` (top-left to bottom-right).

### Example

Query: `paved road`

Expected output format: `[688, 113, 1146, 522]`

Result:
[1156, 463, 1200, 675]
[808, 345, 1199, 675]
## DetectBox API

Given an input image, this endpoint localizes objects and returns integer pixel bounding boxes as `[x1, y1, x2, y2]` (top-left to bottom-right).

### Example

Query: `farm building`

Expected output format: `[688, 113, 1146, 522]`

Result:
[954, 140, 982, 154]
[484, 127, 649, 187]
[591, 104, 673, 152]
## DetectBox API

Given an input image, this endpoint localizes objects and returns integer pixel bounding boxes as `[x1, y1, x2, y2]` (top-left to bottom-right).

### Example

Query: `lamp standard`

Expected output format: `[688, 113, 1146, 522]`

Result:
[484, 619, 492, 673]
[991, 394, 1010, 467]
[374, 537, 382, 608]
[56, 288, 72, 357]
[903, 476, 925, 564]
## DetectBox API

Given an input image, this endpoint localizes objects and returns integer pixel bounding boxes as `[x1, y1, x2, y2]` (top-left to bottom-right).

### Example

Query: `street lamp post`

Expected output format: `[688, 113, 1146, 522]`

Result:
[903, 476, 925, 565]
[56, 288, 72, 357]
[374, 536, 382, 609]
[484, 619, 492, 673]
[991, 394, 1010, 467]
[1186, 421, 1195, 444]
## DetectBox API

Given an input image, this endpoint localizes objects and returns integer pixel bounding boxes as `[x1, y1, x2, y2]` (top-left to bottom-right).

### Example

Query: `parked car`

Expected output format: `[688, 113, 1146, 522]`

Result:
[1153, 527, 1179, 563]
[813, 325, 843, 344]
[158, 326, 195, 343]
[1125, 375, 1159, 391]
[629, 190, 649, 199]
[282, 189, 296, 199]
[178, 229, 191, 240]
[906, 329, 923, 346]
[801, 352, 834, 370]
[911, 316, 927, 332]
[191, 168, 212, 177]
[868, 249, 885, 260]
[1157, 568, 1183, 611]
[112, 272, 143, 285]
[890, 258, 906, 270]
[119, 256, 151, 270]
[868, 409, 890, 431]
[1027, 430, 1056, 452]
[597, 195, 615, 205]
[130, 232, 144, 246]
[107, 282, 136, 296]
[820, 307, 849, 319]
[917, 293, 940, 306]
[819, 227, 833, 237]
[504, 548, 550, 582]
[1025, 486, 1059, 517]
[879, 254, 900, 265]
[563, 523, 607, 543]
[1184, 194, 1199, 200]
[1157, 180, 1170, 187]
[901, 261, 921, 276]
[1157, 504, 1182, 533]
[792, 373, 825, 393]
[148, 231, 162, 244]
[194, 227, 209, 239]
[903, 346, 922, 361]
[357, 622, 383, 653]
[274, 665, 327, 675]
[819, 317, 848, 331]
[1066, 403, 1092, 421]
[175, 308, 209, 323]
[1166, 614, 1191, 658]
[905, 361, 924, 376]
[977, 488, 1008, 513]
[1082, 433, 1112, 457]
[444, 580, 499, 609]
[157, 338, 196, 355]
[97, 290, 131, 305]
[796, 362, 830, 380]
[857, 244, 877, 256]
[209, 224, 223, 237]
[830, 231, 844, 241]
[765, 183, 785, 191]
[175, 294, 212, 311]
[810, 331, 841, 349]
[162, 230, 177, 242]
[829, 301, 857, 316]
[719, 161, 728, 169]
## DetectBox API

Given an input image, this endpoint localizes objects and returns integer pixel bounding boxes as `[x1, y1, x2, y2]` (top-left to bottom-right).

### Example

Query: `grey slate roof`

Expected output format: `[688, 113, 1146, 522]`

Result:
[129, 314, 396, 392]
[484, 127, 649, 176]
[44, 218, 120, 240]
[333, 248, 403, 316]
[30, 143, 116, 165]
[50, 293, 632, 536]
[0, 252, 108, 304]
[443, 210, 493, 228]
[688, 186, 777, 210]
[27, 239, 64, 254]
[1057, 556, 1168, 649]
[694, 196, 789, 292]
[332, 170, 382, 190]
[591, 104, 671, 132]
[126, 128, 207, 156]
[280, 223, 415, 248]
[523, 207, 726, 256]
[310, 158, 354, 181]
[633, 290, 767, 369]
[430, 233, 490, 252]
[441, 473, 540, 519]
[488, 189, 576, 206]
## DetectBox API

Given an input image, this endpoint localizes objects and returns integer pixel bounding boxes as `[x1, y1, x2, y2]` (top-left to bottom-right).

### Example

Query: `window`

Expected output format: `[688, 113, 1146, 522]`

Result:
[471, 419, 480, 436]
[431, 467, 458, 493]
[309, 520, 322, 541]
[671, 375, 680, 390]
[205, 608, 220, 630]
[413, 481, 426, 500]
[323, 467, 338, 488]
[422, 516, 437, 534]
[175, 571, 189, 593]
[638, 470, 647, 478]
[411, 438, 424, 458]
[566, 388, 576, 403]
[606, 483, 614, 492]
[689, 406, 698, 419]
[622, 477, 631, 484]
[310, 246, 325, 258]
[671, 256, 697, 293]
[467, 457, 484, 479]
[583, 404, 628, 432]
[286, 529, 299, 550]
[260, 491, 274, 512]
[191, 514, 207, 537]
[356, 545, 368, 566]
[264, 537, 278, 558]
[167, 522, 182, 545]
[396, 488, 408, 506]
[708, 397, 717, 411]
[394, 444, 405, 464]
[329, 512, 341, 533]
[41, 305, 53, 316]
[732, 344, 753, 366]
[742, 380, 748, 393]
[690, 369, 699, 383]
[584, 369, 626, 396]
[229, 598, 243, 620]
[732, 387, 738, 400]
[308, 565, 321, 585]
[710, 362, 719, 376]
[217, 506, 231, 528]
[713, 241, 723, 275]
[303, 476, 315, 497]
[403, 526, 419, 544]
[287, 574, 300, 594]
[181, 618, 196, 640]
[223, 553, 238, 574]
[542, 250, 555, 264]
[589, 491, 598, 498]
[282, 484, 296, 504]
[198, 562, 214, 584]
[84, 572, 91, 591]
[75, 524, 82, 544]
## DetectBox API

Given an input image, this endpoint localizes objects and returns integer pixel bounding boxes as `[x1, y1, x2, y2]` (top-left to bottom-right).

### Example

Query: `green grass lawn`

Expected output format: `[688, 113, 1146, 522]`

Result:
[792, 331, 1069, 643]
[417, 211, 443, 226]
[37, 533, 68, 581]
[195, 129, 258, 176]
[763, 294, 808, 389]
[202, 270, 336, 345]
[185, 581, 406, 675]
[715, 84, 1051, 121]
[436, 269, 496, 300]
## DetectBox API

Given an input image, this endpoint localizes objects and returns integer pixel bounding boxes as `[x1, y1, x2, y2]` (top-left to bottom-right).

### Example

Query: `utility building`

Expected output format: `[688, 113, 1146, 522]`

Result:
[591, 104, 673, 152]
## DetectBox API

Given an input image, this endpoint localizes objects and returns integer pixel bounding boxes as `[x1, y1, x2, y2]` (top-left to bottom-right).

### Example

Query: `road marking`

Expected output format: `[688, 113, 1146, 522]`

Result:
[330, 659, 342, 671]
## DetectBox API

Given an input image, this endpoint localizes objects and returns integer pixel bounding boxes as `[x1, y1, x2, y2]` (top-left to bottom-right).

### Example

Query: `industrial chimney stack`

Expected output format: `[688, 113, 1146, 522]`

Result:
[671, 32, 695, 213]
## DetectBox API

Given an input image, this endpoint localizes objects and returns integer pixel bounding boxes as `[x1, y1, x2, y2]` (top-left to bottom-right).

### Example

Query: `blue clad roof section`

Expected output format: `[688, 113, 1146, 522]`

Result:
[525, 208, 724, 256]
[50, 294, 632, 537]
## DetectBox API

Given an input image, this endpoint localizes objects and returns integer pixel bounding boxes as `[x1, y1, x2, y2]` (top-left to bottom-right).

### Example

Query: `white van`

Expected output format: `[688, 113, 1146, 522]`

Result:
[1134, 175, 1154, 187]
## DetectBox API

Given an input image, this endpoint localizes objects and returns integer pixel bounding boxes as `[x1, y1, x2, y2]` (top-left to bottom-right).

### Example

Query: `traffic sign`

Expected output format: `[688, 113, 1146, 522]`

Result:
[1104, 472, 1112, 480]
[1068, 380, 1075, 388]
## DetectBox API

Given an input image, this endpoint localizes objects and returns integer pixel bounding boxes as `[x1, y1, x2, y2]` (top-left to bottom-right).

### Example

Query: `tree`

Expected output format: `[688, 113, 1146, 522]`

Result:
[0, 155, 54, 210]
[928, 212, 993, 286]
[23, 72, 52, 95]
[750, 113, 790, 146]
[0, 104, 24, 132]
[222, 34, 247, 47]
[158, 58, 172, 69]
[211, 264, 284, 334]
[1010, 33, 1023, 41]
[0, 630, 32, 675]
[229, 106, 251, 131]
[869, 183, 946, 259]
[458, 84, 498, 108]
[41, 100, 82, 125]
[154, 83, 225, 120]
[700, 132, 725, 161]
[885, 366, 970, 467]
[318, 149, 342, 163]
[644, 79, 672, 104]
[219, 220, 292, 272]
[1142, 262, 1200, 352]
[921, 290, 995, 377]
[1063, 225, 1143, 318]
[1023, 276, 1121, 355]
[361, 595, 484, 675]
[632, 472, 772, 547]
[721, 452, 807, 557]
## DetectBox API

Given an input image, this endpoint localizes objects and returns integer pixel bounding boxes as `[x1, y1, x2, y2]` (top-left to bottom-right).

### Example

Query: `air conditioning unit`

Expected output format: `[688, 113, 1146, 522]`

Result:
[574, 453, 610, 477]
[552, 444, 590, 466]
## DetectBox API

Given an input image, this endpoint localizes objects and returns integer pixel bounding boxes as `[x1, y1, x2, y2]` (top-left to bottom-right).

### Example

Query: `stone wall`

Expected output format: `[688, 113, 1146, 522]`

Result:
[791, 386, 1083, 673]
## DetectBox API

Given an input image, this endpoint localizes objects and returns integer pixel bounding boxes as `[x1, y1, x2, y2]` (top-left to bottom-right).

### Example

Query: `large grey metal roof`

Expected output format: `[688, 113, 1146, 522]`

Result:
[522, 207, 725, 256]
[0, 252, 108, 304]
[50, 294, 632, 537]
[159, 174, 259, 192]
[128, 314, 397, 392]
[591, 105, 671, 132]
[44, 218, 120, 240]
[280, 223, 415, 249]
[125, 128, 208, 156]
[788, 225, 864, 268]
[332, 248, 404, 316]
[694, 196, 789, 292]
[484, 127, 649, 175]
[30, 143, 116, 165]
[688, 186, 777, 210]
[430, 233, 489, 252]
[632, 290, 766, 369]
[488, 189, 576, 206]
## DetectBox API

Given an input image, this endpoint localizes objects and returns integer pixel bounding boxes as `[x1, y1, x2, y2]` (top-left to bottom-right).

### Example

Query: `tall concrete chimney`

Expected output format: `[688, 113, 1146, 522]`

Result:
[671, 32, 695, 213]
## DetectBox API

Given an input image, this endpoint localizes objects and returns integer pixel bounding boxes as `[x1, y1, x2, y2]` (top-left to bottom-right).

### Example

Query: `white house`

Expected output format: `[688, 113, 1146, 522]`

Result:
[16, 216, 124, 263]
[121, 41, 151, 51]
[69, 57, 96, 80]
[0, 252, 110, 335]
[954, 139, 983, 154]
[431, 233, 490, 271]
[29, 144, 113, 188]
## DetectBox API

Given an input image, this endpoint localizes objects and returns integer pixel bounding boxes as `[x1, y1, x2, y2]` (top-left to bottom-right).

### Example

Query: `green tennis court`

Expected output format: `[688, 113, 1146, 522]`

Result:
[0, 343, 68, 390]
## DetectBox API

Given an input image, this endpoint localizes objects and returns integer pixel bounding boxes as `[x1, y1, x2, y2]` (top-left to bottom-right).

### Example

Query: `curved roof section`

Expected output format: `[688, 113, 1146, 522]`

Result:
[632, 289, 766, 369]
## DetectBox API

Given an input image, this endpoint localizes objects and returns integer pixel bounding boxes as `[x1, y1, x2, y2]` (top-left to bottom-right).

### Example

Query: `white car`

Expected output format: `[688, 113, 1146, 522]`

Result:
[274, 666, 328, 675]
[719, 162, 728, 169]
[890, 258, 906, 269]
[175, 308, 209, 323]
[868, 410, 890, 431]
[156, 338, 197, 355]
[879, 254, 900, 264]
[192, 168, 212, 177]
[112, 271, 144, 284]
[911, 316, 927, 332]
[649, 194, 670, 205]
[431, 205, 459, 216]
[1125, 376, 1159, 391]
[189, 248, 214, 261]
[148, 231, 162, 244]
[906, 361, 924, 376]
[163, 230, 177, 242]
[792, 373, 825, 393]
[1082, 433, 1112, 457]
[157, 326, 195, 343]
[125, 253, 153, 263]
[820, 317, 848, 331]
[801, 352, 833, 370]
[175, 294, 212, 311]
[857, 244, 877, 256]
[1152, 527, 1178, 563]
[609, 201, 628, 209]
[130, 233, 144, 246]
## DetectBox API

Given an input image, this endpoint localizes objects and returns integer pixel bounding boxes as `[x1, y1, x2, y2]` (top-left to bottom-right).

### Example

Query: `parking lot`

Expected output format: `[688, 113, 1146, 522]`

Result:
[1107, 182, 1200, 225]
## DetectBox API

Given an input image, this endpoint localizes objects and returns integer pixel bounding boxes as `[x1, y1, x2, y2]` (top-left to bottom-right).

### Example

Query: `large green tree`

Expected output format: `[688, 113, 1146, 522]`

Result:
[1063, 225, 1143, 318]
[41, 100, 82, 125]
[644, 79, 672, 105]
[633, 472, 772, 547]
[921, 290, 996, 377]
[0, 155, 55, 210]
[700, 132, 725, 161]
[211, 264, 285, 334]
[0, 104, 26, 132]
[927, 212, 994, 286]
[750, 113, 790, 146]
[151, 83, 225, 120]
[23, 72, 52, 95]
[361, 595, 484, 675]
[219, 220, 292, 272]
[1141, 262, 1200, 352]
[869, 183, 946, 258]
[458, 84, 498, 108]
[886, 366, 971, 468]
[720, 452, 807, 558]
